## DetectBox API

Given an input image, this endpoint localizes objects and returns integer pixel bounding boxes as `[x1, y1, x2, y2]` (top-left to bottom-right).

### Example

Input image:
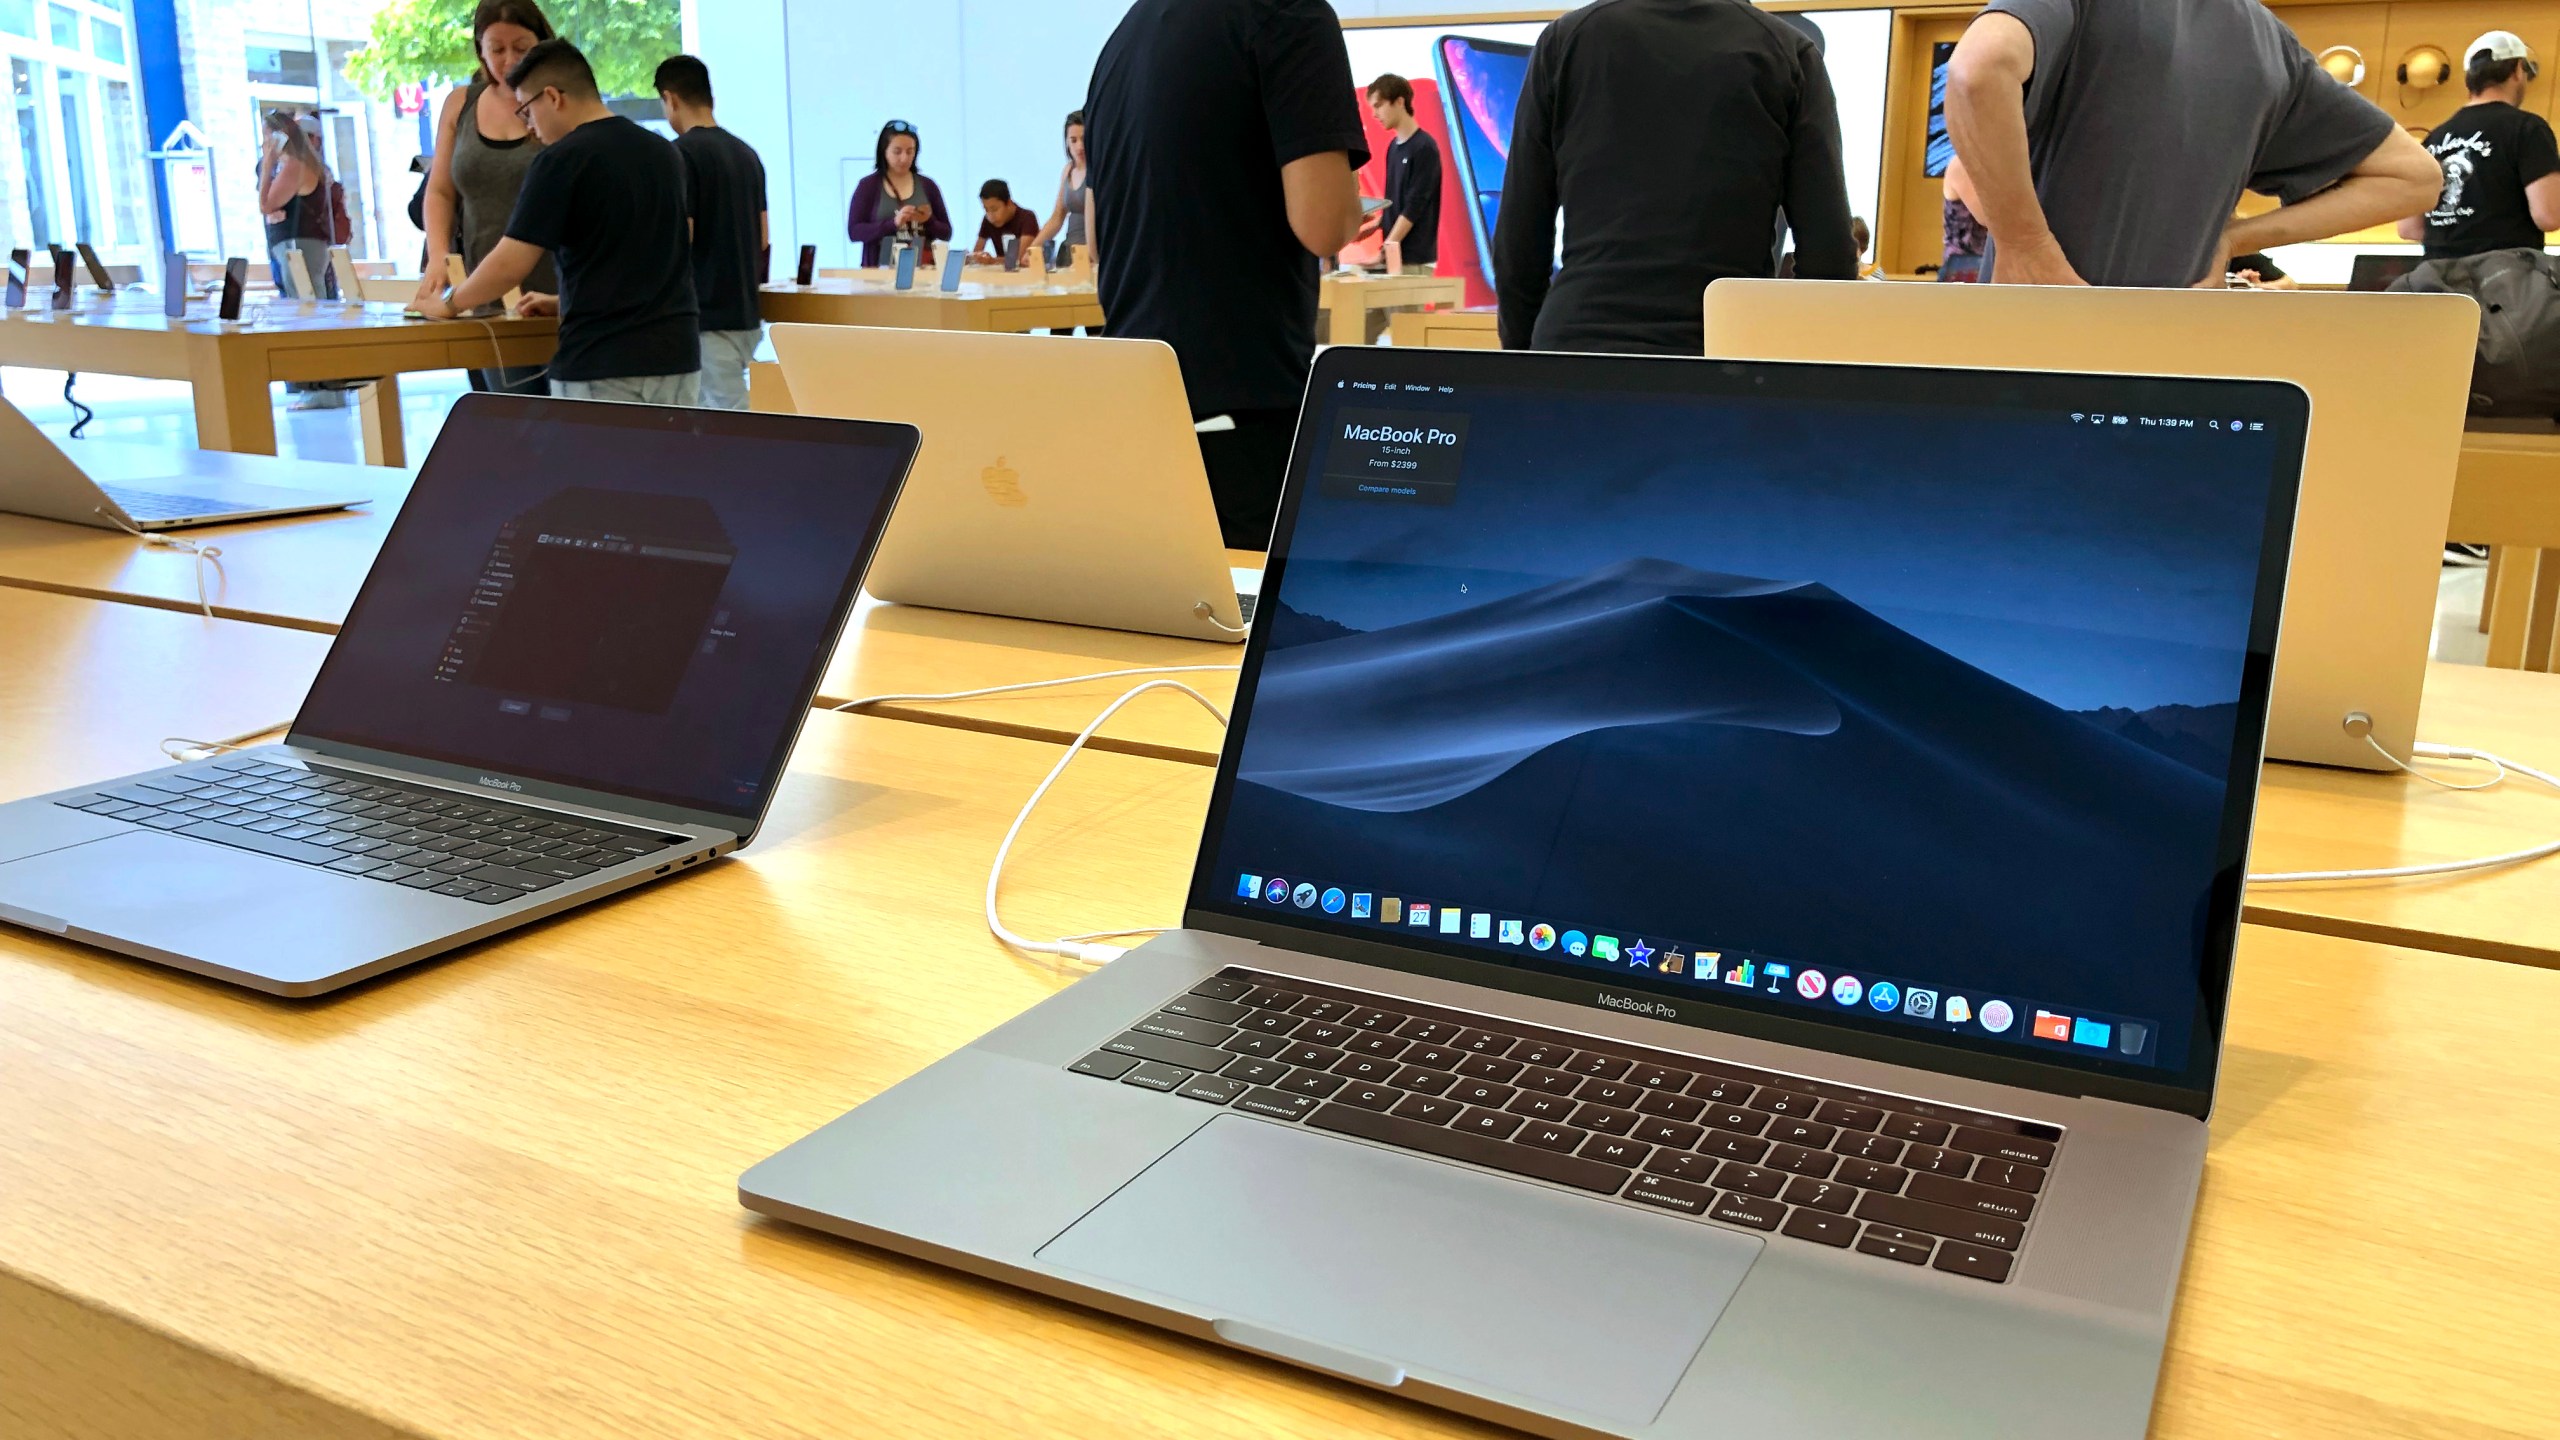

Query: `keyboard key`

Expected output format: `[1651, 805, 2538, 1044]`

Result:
[1188, 975, 1255, 1002]
[275, 824, 331, 842]
[1631, 1118, 1703, 1149]
[1176, 1075, 1249, 1105]
[1751, 1089, 1822, 1118]
[139, 813, 194, 831]
[1395, 1018, 1459, 1043]
[1563, 1052, 1631, 1080]
[1571, 1104, 1638, 1136]
[1516, 1067, 1581, 1096]
[1158, 995, 1248, 1025]
[1624, 1173, 1713, 1215]
[1220, 1056, 1290, 1086]
[1769, 1118, 1836, 1149]
[1903, 1145, 1972, 1178]
[1453, 1055, 1520, 1082]
[1277, 1042, 1344, 1070]
[1068, 1052, 1144, 1084]
[465, 867, 564, 893]
[1906, 1172, 2037, 1223]
[1242, 986, 1302, 1011]
[1454, 1107, 1523, 1140]
[1782, 1176, 1858, 1214]
[1335, 1083, 1401, 1111]
[463, 884, 521, 904]
[1279, 1069, 1346, 1099]
[1404, 1045, 1466, 1071]
[1121, 1062, 1194, 1093]
[1294, 1022, 1358, 1049]
[1882, 1114, 1955, 1145]
[1626, 1063, 1694, 1092]
[1455, 1029, 1515, 1056]
[1101, 1030, 1232, 1072]
[1388, 1066, 1457, 1095]
[1698, 1131, 1771, 1163]
[1837, 1160, 1908, 1192]
[397, 871, 449, 889]
[1448, 1080, 1515, 1108]
[1577, 1079, 1642, 1107]
[430, 857, 483, 876]
[1766, 1143, 1838, 1178]
[1305, 1103, 1632, 1194]
[1511, 1041, 1573, 1068]
[1781, 1209, 1858, 1248]
[1515, 1121, 1588, 1154]
[1342, 1007, 1400, 1031]
[176, 820, 344, 866]
[1932, 1241, 2016, 1283]
[1836, 1133, 1906, 1165]
[1581, 1135, 1650, 1168]
[1331, 1055, 1400, 1084]
[1949, 1126, 2057, 1167]
[1972, 1159, 2047, 1194]
[534, 821, 585, 840]
[1857, 1231, 1933, 1266]
[1814, 1101, 1885, 1132]
[1236, 1089, 1318, 1121]
[1293, 998, 1353, 1022]
[1714, 1163, 1787, 1199]
[1239, 1011, 1300, 1036]
[1853, 1192, 2025, 1251]
[1348, 1033, 1411, 1060]
[1389, 1094, 1463, 1126]
[1134, 1012, 1238, 1047]
[1710, 1192, 1784, 1231]
[1644, 1151, 1718, 1184]
[1703, 1105, 1766, 1135]
[1633, 1091, 1705, 1123]
[369, 865, 426, 884]
[1224, 1033, 1291, 1060]
[1505, 1092, 1575, 1122]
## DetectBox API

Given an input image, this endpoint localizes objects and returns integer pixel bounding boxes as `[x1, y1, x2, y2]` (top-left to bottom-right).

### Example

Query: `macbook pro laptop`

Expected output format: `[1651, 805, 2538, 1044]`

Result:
[0, 393, 375, 530]
[770, 326, 1253, 642]
[743, 346, 2310, 1438]
[1701, 279, 2477, 770]
[0, 393, 915, 995]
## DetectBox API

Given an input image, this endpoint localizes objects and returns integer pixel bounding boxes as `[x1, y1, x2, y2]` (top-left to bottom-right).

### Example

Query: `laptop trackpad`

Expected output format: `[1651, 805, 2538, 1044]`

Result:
[1036, 1114, 1758, 1424]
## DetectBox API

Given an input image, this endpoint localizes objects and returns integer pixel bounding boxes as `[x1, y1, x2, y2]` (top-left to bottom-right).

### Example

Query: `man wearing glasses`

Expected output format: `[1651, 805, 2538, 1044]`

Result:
[418, 38, 703, 405]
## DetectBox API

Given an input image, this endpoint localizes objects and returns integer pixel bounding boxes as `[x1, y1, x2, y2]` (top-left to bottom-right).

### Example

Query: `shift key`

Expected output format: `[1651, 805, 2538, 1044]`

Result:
[1854, 1190, 2026, 1250]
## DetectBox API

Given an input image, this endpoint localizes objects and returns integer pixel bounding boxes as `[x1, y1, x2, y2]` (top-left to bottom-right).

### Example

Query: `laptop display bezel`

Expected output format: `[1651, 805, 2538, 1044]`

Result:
[286, 393, 917, 840]
[1182, 346, 2308, 1119]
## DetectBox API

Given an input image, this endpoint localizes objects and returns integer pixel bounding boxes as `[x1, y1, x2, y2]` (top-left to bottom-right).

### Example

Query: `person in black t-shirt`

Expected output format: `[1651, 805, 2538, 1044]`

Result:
[656, 54, 768, 411]
[1086, 0, 1367, 550]
[421, 39, 700, 404]
[2400, 30, 2560, 259]
[1365, 73, 1440, 268]
[1495, 0, 1856, 354]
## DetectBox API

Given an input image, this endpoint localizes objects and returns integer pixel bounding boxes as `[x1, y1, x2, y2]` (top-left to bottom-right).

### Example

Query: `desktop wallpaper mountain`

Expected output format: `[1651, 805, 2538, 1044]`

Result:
[1212, 386, 2283, 1036]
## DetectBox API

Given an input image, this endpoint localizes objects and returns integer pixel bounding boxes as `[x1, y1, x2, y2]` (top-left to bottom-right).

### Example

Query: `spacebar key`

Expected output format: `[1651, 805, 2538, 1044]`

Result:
[176, 820, 345, 866]
[1307, 1102, 1631, 1194]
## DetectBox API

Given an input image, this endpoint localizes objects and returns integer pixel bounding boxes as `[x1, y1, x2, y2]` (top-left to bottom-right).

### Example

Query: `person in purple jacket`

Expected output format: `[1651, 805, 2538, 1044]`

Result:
[845, 119, 953, 266]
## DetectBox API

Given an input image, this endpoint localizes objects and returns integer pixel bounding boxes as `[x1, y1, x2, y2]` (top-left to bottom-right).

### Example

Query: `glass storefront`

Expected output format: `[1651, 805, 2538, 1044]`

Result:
[1, 0, 151, 261]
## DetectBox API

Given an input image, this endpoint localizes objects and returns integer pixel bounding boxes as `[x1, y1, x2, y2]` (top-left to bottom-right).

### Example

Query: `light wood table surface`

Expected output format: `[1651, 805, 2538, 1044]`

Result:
[762, 276, 1103, 334]
[2247, 661, 2560, 969]
[0, 292, 553, 466]
[0, 586, 328, 802]
[2451, 424, 2560, 669]
[1388, 304, 1499, 350]
[0, 455, 408, 633]
[1320, 270, 1468, 345]
[0, 697, 2552, 1436]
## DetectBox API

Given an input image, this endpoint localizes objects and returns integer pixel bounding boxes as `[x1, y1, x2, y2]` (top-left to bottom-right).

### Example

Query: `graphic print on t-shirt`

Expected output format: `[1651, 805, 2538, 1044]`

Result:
[2428, 131, 2491, 224]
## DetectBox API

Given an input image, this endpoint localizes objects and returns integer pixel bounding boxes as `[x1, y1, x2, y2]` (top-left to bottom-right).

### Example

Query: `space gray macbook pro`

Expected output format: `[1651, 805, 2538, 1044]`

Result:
[0, 392, 374, 531]
[0, 393, 915, 995]
[742, 347, 2310, 1437]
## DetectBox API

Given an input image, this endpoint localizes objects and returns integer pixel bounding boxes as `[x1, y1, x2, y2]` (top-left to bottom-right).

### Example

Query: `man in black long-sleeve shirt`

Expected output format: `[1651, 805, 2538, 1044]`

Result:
[1495, 0, 1856, 354]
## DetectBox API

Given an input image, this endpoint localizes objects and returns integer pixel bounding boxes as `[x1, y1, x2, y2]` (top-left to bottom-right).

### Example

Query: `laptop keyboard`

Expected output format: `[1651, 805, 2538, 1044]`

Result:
[54, 755, 684, 904]
[99, 485, 249, 520]
[1235, 591, 1259, 624]
[1070, 967, 2059, 1284]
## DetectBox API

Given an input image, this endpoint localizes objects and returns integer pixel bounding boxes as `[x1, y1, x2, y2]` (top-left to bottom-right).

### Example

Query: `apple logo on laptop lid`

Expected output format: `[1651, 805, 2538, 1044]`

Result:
[980, 456, 1028, 508]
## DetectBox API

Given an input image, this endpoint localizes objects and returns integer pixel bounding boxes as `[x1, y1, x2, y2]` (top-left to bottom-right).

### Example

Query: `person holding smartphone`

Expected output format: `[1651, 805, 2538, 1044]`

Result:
[846, 120, 952, 267]
[1032, 111, 1091, 264]
[417, 0, 558, 395]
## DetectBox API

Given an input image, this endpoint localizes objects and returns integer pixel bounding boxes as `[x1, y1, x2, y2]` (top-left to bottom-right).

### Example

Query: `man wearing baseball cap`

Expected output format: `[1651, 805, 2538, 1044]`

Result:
[1941, 0, 2440, 287]
[2399, 31, 2560, 257]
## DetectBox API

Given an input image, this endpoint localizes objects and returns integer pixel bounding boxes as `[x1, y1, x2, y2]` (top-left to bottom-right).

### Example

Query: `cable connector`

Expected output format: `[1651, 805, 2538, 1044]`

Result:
[1193, 599, 1250, 635]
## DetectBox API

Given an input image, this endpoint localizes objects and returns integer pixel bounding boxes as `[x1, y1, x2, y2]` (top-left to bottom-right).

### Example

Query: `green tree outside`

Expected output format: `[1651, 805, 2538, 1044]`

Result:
[344, 0, 683, 100]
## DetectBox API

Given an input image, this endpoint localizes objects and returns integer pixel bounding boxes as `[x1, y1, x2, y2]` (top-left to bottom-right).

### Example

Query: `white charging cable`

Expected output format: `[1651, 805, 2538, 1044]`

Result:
[159, 726, 284, 762]
[2247, 737, 2560, 884]
[986, 677, 1231, 966]
[829, 663, 1240, 714]
[1192, 600, 1250, 636]
[97, 508, 223, 617]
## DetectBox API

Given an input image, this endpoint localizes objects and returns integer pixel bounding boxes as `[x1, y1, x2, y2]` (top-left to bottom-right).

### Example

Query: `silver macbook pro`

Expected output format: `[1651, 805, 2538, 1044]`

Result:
[742, 347, 2310, 1438]
[0, 392, 374, 530]
[0, 393, 915, 995]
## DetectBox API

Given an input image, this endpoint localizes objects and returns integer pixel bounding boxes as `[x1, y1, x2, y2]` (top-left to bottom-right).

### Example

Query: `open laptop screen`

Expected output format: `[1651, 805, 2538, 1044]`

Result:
[292, 395, 912, 824]
[1192, 350, 2303, 1092]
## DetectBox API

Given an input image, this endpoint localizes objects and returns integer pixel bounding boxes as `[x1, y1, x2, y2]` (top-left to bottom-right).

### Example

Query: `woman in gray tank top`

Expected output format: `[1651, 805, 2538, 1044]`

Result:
[418, 0, 557, 394]
[1035, 110, 1090, 261]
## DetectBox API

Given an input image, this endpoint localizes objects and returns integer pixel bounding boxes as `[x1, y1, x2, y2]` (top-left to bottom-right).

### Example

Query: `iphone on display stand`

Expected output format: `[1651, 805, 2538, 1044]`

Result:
[795, 243, 817, 287]
[940, 244, 966, 292]
[76, 242, 115, 291]
[216, 257, 248, 322]
[163, 252, 188, 318]
[48, 245, 76, 309]
[5, 249, 26, 309]
[893, 242, 918, 290]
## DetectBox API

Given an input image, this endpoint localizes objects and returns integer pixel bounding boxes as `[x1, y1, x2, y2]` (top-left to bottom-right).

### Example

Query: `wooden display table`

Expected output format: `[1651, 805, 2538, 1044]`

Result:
[1320, 270, 1467, 345]
[1390, 306, 1499, 349]
[2452, 423, 2560, 669]
[761, 276, 1102, 334]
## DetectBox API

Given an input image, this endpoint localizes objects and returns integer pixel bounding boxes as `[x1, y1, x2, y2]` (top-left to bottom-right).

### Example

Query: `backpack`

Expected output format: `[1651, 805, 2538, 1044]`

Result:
[2393, 248, 2560, 418]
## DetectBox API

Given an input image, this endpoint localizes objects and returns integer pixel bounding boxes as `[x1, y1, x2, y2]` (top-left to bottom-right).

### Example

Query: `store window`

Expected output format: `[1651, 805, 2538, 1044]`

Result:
[0, 0, 34, 41]
[89, 15, 120, 63]
[246, 44, 317, 89]
[100, 76, 142, 242]
[45, 1, 77, 52]
[57, 69, 93, 238]
[10, 57, 50, 244]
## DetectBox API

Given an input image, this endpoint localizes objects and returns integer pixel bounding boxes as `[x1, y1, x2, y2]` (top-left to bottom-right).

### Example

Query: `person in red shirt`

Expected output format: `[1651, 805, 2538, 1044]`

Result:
[969, 179, 1042, 265]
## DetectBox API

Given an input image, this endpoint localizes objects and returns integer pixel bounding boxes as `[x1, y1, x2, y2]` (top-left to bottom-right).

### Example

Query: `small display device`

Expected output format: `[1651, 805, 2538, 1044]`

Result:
[5, 249, 26, 309]
[217, 257, 248, 321]
[795, 244, 818, 287]
[163, 251, 189, 318]
[75, 242, 114, 291]
[284, 246, 320, 303]
[939, 246, 967, 292]
[1001, 234, 1021, 272]
[893, 243, 919, 290]
[1384, 239, 1404, 276]
[327, 244, 359, 303]
[47, 245, 76, 310]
